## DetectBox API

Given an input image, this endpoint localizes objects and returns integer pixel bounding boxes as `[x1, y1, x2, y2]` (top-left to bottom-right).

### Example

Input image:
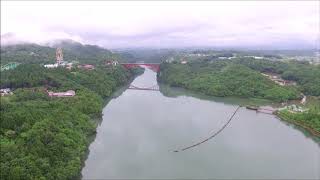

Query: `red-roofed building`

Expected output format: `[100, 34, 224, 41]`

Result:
[77, 64, 95, 70]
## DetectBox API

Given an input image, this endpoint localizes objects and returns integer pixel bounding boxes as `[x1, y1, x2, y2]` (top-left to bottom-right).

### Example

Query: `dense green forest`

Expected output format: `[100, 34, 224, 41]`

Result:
[1, 40, 119, 66]
[0, 64, 141, 179]
[158, 60, 301, 102]
[233, 58, 320, 96]
[158, 58, 320, 135]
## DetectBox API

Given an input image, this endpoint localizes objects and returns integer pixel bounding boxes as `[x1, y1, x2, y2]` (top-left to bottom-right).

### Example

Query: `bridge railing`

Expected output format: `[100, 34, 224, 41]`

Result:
[128, 84, 159, 91]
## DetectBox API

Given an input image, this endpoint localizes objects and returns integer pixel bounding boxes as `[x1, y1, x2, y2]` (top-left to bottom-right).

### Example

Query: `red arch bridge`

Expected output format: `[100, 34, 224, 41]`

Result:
[120, 63, 160, 72]
[121, 63, 161, 91]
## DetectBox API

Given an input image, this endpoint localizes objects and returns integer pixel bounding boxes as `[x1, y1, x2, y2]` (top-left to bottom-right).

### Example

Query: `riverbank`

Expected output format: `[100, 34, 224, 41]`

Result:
[160, 82, 320, 137]
[0, 64, 143, 179]
[158, 62, 320, 138]
[275, 96, 320, 137]
[158, 61, 300, 102]
[82, 67, 320, 179]
[276, 112, 320, 137]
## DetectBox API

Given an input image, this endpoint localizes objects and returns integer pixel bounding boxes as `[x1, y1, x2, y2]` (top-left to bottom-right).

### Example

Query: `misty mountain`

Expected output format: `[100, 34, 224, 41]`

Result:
[47, 39, 115, 60]
[114, 49, 178, 63]
[1, 39, 119, 65]
[1, 32, 28, 46]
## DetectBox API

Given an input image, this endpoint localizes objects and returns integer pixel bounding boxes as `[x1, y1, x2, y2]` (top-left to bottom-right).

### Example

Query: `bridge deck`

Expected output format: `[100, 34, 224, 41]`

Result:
[128, 85, 159, 91]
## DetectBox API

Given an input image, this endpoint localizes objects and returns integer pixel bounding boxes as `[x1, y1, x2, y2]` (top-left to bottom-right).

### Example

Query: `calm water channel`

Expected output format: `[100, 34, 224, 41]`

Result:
[81, 68, 320, 179]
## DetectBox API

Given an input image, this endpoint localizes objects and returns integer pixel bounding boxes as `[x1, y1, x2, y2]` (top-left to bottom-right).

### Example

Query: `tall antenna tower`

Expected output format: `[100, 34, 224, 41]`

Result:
[56, 48, 63, 64]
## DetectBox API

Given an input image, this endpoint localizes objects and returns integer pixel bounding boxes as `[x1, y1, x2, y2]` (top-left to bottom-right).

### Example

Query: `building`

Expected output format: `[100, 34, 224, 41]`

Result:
[106, 60, 112, 66]
[181, 60, 188, 64]
[254, 56, 263, 59]
[105, 60, 119, 66]
[77, 64, 95, 70]
[1, 62, 20, 71]
[47, 90, 75, 97]
[261, 73, 296, 86]
[0, 88, 12, 96]
[285, 104, 308, 113]
[44, 63, 59, 68]
[112, 61, 119, 66]
[44, 48, 68, 69]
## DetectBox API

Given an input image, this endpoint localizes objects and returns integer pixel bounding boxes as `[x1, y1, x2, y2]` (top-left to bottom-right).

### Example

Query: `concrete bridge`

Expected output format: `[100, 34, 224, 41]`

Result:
[128, 84, 159, 91]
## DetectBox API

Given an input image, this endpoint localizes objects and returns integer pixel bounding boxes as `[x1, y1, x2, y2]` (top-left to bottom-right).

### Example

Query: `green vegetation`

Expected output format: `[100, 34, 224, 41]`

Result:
[234, 58, 320, 96]
[158, 60, 300, 102]
[277, 100, 320, 136]
[1, 40, 118, 66]
[159, 58, 319, 135]
[0, 64, 140, 179]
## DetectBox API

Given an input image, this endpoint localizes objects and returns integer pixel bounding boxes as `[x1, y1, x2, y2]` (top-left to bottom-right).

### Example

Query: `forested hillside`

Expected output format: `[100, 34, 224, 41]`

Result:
[0, 63, 142, 179]
[1, 40, 119, 65]
[234, 58, 320, 96]
[158, 60, 301, 102]
[50, 39, 119, 64]
[1, 44, 56, 65]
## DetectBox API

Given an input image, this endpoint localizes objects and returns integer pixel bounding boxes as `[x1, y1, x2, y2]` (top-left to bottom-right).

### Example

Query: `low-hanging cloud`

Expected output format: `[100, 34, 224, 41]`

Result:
[1, 1, 319, 49]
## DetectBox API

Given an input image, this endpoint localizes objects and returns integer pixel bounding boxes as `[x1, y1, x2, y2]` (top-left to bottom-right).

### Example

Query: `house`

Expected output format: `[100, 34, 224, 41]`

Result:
[105, 60, 119, 66]
[254, 56, 264, 59]
[65, 63, 73, 70]
[285, 104, 308, 113]
[218, 57, 228, 59]
[44, 63, 58, 68]
[261, 73, 296, 86]
[0, 88, 12, 96]
[47, 90, 76, 97]
[181, 60, 188, 64]
[78, 64, 95, 70]
[106, 60, 112, 66]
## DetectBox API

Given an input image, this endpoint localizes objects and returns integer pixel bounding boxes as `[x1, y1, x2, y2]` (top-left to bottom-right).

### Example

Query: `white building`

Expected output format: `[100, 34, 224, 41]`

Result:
[254, 56, 264, 59]
[44, 63, 59, 68]
[0, 88, 12, 96]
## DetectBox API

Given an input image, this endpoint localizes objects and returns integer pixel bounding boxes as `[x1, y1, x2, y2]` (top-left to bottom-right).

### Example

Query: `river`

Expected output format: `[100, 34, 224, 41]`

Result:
[81, 68, 320, 179]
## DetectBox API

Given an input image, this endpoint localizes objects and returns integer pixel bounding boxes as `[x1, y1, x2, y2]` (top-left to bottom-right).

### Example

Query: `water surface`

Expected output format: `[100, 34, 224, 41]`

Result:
[82, 68, 320, 179]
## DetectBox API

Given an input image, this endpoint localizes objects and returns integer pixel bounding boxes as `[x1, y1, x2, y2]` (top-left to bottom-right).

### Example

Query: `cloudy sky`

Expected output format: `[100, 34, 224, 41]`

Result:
[1, 1, 319, 49]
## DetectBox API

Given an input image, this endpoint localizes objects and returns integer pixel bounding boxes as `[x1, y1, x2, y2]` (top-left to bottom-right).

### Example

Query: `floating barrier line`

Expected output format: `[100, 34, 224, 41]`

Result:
[173, 106, 241, 152]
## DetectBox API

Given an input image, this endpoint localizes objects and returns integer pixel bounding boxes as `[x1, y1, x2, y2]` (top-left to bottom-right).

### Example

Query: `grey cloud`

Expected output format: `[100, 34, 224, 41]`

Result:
[1, 1, 319, 49]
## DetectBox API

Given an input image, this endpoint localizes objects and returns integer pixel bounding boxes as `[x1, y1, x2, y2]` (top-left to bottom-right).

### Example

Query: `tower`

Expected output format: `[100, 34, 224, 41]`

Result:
[56, 48, 63, 64]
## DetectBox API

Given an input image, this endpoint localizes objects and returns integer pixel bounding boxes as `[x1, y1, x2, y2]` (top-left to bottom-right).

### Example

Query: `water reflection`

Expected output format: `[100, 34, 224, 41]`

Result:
[82, 68, 320, 179]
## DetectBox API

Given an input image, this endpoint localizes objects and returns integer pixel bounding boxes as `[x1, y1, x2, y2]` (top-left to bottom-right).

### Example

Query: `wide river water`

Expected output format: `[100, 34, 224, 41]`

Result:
[82, 68, 320, 179]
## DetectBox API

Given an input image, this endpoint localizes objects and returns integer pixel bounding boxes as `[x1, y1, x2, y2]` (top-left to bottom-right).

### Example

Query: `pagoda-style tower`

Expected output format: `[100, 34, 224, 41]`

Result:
[56, 48, 63, 64]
